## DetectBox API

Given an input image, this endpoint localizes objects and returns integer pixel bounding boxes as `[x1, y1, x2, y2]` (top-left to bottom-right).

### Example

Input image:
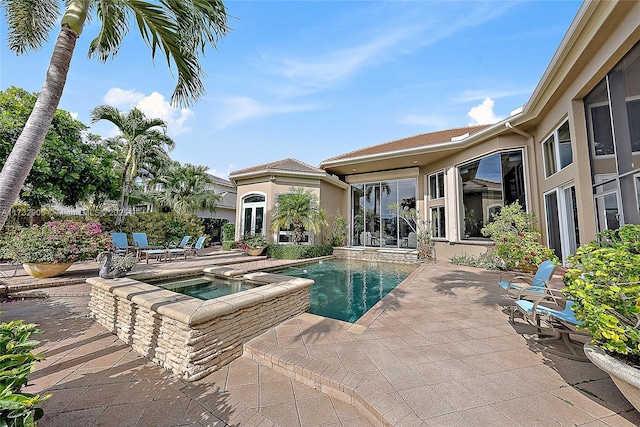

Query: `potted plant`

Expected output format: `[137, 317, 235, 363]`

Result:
[240, 233, 267, 256]
[3, 220, 111, 278]
[563, 224, 640, 411]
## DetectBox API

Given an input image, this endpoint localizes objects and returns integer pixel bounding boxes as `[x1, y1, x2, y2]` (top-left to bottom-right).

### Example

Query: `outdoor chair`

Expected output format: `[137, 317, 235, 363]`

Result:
[140, 248, 168, 264]
[185, 236, 207, 256]
[132, 232, 164, 259]
[509, 290, 588, 361]
[498, 260, 556, 299]
[111, 232, 134, 254]
[170, 236, 191, 248]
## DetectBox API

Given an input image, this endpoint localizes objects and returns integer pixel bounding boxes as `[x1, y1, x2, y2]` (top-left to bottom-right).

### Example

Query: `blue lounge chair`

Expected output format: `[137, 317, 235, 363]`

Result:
[132, 233, 162, 250]
[498, 260, 557, 299]
[186, 236, 207, 256]
[510, 291, 588, 360]
[165, 236, 191, 261]
[111, 232, 133, 254]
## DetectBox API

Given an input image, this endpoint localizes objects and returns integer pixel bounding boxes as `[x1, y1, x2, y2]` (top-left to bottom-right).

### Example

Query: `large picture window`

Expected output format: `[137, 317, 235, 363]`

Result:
[351, 179, 416, 248]
[459, 150, 525, 239]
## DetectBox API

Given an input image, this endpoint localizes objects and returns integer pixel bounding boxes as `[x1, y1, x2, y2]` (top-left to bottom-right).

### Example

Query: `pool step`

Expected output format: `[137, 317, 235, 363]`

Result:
[161, 278, 211, 290]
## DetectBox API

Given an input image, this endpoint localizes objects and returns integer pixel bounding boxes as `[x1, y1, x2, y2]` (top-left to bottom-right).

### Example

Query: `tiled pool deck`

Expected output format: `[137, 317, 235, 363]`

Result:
[1, 248, 639, 426]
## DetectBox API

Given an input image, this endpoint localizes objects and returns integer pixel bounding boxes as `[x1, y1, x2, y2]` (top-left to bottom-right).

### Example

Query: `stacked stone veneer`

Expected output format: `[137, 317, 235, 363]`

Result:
[333, 247, 418, 264]
[87, 266, 313, 381]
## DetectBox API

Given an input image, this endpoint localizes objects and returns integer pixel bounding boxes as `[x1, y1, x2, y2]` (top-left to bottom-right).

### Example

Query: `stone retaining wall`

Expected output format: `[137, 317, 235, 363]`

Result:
[87, 267, 313, 381]
[333, 247, 418, 264]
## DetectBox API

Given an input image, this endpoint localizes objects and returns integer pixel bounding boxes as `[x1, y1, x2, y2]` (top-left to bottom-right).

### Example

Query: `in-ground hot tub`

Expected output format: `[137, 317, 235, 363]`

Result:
[87, 266, 313, 381]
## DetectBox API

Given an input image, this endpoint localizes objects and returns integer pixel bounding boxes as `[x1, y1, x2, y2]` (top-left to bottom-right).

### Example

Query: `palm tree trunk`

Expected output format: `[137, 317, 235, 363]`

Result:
[0, 26, 78, 230]
[116, 162, 131, 226]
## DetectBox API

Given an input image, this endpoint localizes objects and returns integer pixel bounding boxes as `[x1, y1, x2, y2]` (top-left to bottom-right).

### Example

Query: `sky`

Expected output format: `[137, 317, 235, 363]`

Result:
[1, 0, 583, 179]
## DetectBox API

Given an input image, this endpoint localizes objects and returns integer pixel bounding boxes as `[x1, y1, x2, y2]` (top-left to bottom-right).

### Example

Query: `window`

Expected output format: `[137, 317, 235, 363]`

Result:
[584, 41, 640, 230]
[431, 206, 445, 239]
[429, 171, 445, 199]
[542, 121, 573, 177]
[545, 185, 580, 262]
[351, 179, 416, 248]
[458, 150, 525, 239]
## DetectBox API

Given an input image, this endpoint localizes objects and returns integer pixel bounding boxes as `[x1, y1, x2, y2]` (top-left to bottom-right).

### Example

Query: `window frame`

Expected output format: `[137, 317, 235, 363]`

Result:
[430, 206, 446, 239]
[428, 170, 445, 200]
[542, 119, 573, 178]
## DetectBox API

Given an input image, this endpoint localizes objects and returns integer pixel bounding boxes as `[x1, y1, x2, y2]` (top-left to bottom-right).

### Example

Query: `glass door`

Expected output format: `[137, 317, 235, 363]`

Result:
[544, 185, 580, 262]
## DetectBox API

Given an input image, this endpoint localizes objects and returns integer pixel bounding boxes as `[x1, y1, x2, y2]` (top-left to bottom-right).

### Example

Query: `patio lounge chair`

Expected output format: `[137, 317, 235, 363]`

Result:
[498, 260, 556, 299]
[185, 236, 207, 256]
[509, 290, 588, 360]
[165, 236, 191, 261]
[111, 232, 133, 254]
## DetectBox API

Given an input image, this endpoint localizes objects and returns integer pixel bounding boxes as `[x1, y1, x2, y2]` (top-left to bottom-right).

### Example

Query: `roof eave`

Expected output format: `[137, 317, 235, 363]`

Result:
[320, 119, 516, 169]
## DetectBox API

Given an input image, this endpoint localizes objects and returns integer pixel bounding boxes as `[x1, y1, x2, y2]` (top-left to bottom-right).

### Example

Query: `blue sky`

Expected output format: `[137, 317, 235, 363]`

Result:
[1, 0, 582, 179]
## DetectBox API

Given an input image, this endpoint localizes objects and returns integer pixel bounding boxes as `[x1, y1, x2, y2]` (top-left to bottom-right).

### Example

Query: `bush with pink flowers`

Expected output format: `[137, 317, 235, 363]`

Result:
[3, 220, 111, 264]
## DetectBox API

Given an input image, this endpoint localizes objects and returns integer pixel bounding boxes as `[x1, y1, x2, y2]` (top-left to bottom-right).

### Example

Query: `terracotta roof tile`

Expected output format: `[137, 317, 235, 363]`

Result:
[229, 158, 325, 177]
[323, 125, 491, 162]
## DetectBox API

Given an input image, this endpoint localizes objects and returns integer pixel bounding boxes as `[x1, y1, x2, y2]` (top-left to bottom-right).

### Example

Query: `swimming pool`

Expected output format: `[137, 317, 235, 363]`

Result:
[149, 275, 260, 300]
[275, 259, 416, 323]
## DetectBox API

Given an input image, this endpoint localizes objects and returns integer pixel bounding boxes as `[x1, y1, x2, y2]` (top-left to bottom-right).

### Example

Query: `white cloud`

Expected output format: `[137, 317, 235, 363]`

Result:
[103, 88, 145, 107]
[102, 88, 193, 136]
[454, 88, 531, 103]
[207, 164, 237, 180]
[467, 97, 502, 125]
[213, 96, 318, 129]
[70, 112, 79, 120]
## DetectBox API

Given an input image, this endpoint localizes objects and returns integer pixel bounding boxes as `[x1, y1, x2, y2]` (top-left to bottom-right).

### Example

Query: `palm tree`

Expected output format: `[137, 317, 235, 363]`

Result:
[271, 187, 327, 245]
[91, 106, 176, 224]
[151, 162, 221, 214]
[0, 0, 229, 229]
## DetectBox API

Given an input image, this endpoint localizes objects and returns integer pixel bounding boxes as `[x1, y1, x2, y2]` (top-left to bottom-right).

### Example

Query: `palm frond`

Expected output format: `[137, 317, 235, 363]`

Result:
[3, 0, 59, 54]
[88, 0, 129, 61]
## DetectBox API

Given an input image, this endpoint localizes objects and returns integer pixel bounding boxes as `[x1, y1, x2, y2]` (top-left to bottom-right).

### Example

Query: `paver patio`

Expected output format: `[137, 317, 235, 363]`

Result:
[1, 250, 639, 426]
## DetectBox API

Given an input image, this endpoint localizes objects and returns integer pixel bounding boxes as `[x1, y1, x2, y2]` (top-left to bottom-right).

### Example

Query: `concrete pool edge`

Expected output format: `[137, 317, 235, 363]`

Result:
[87, 268, 314, 381]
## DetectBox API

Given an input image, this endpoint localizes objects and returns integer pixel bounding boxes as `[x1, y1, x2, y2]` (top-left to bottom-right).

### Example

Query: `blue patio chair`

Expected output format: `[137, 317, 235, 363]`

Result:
[165, 236, 191, 262]
[132, 232, 162, 250]
[498, 260, 557, 299]
[185, 236, 207, 256]
[510, 290, 588, 361]
[111, 232, 133, 254]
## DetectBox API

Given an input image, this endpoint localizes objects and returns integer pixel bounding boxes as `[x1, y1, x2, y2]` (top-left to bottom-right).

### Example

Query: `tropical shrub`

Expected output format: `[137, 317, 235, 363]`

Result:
[481, 203, 558, 269]
[267, 244, 333, 260]
[222, 223, 235, 242]
[239, 233, 267, 250]
[0, 319, 51, 427]
[327, 211, 348, 247]
[449, 248, 505, 270]
[2, 220, 110, 264]
[221, 241, 238, 251]
[563, 224, 640, 361]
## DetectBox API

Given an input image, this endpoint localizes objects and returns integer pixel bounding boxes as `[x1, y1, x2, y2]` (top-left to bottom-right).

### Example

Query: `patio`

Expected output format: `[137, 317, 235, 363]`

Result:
[1, 250, 638, 426]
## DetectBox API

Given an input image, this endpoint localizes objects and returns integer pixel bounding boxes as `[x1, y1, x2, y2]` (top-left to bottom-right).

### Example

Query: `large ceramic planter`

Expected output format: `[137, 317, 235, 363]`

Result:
[246, 248, 264, 256]
[585, 342, 640, 411]
[23, 262, 73, 279]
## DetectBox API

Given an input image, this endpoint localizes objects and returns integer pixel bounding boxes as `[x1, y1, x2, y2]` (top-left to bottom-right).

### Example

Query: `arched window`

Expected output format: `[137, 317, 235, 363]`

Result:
[241, 194, 266, 237]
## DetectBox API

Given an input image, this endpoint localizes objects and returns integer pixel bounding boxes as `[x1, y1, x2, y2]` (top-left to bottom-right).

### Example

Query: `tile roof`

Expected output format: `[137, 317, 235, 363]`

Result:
[322, 125, 491, 163]
[229, 158, 325, 177]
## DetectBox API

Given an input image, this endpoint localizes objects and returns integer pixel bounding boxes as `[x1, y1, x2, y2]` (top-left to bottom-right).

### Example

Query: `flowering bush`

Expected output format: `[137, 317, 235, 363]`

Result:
[481, 203, 558, 270]
[239, 233, 267, 250]
[563, 224, 640, 360]
[5, 220, 111, 264]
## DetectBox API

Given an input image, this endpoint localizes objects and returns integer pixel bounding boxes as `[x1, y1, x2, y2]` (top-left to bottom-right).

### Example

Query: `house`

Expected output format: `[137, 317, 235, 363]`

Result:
[193, 175, 237, 242]
[230, 0, 640, 263]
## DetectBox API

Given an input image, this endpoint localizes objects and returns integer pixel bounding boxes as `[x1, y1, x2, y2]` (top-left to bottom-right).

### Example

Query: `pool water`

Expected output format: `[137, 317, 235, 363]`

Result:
[276, 259, 416, 323]
[150, 275, 259, 300]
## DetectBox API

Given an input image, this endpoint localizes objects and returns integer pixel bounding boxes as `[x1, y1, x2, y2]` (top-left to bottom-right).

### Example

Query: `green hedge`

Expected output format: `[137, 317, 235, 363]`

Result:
[267, 244, 333, 259]
[121, 213, 205, 246]
[222, 223, 235, 241]
[222, 240, 237, 251]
